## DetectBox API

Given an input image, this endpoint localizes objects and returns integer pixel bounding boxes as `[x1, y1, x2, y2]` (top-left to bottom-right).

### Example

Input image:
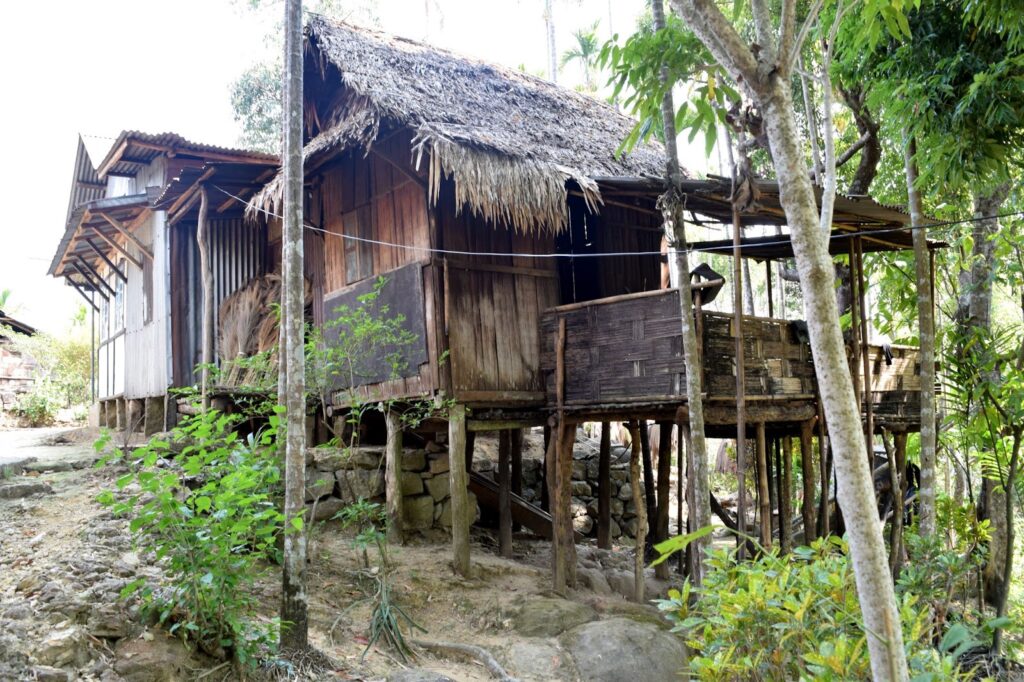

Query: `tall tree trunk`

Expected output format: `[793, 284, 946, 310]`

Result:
[903, 137, 936, 537]
[652, 0, 712, 582]
[968, 184, 1011, 604]
[543, 0, 557, 83]
[280, 0, 308, 651]
[757, 77, 907, 682]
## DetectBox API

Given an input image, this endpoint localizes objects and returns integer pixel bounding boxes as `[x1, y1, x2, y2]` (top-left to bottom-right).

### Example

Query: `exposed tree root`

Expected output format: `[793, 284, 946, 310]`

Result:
[411, 639, 518, 681]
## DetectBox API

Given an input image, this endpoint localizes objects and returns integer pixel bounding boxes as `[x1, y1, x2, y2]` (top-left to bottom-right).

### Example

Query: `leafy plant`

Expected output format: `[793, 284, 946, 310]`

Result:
[13, 392, 58, 427]
[657, 537, 968, 680]
[96, 409, 284, 667]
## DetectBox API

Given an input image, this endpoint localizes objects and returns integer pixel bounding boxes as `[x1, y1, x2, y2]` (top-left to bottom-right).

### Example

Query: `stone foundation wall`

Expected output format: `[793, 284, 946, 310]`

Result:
[304, 444, 477, 532]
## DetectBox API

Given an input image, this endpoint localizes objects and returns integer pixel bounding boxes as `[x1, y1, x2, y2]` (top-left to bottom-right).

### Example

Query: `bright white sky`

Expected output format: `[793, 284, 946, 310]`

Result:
[0, 0, 712, 333]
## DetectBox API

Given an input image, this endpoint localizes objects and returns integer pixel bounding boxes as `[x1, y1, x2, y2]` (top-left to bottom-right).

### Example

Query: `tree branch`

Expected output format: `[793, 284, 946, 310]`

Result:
[750, 0, 776, 62]
[835, 132, 871, 170]
[670, 0, 762, 94]
[783, 0, 826, 76]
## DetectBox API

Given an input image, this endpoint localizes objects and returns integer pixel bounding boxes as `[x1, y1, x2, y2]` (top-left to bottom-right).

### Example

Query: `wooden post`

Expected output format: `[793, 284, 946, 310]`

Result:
[800, 419, 817, 542]
[511, 428, 523, 532]
[655, 421, 673, 579]
[552, 419, 578, 593]
[628, 421, 647, 603]
[465, 431, 476, 477]
[732, 201, 748, 560]
[756, 422, 771, 548]
[639, 422, 657, 540]
[856, 237, 875, 461]
[597, 421, 612, 549]
[448, 404, 470, 577]
[498, 430, 513, 559]
[197, 185, 213, 411]
[677, 422, 686, 575]
[541, 424, 551, 512]
[781, 435, 793, 553]
[766, 435, 777, 536]
[385, 410, 404, 544]
[817, 403, 831, 538]
[766, 259, 774, 319]
[892, 432, 908, 574]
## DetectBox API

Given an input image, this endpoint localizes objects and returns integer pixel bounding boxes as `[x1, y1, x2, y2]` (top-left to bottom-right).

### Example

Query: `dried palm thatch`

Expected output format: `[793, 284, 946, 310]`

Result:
[249, 16, 674, 234]
[217, 274, 312, 389]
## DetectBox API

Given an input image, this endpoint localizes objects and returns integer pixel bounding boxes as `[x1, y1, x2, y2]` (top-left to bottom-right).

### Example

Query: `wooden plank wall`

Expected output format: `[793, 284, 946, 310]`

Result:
[438, 185, 559, 403]
[317, 135, 430, 296]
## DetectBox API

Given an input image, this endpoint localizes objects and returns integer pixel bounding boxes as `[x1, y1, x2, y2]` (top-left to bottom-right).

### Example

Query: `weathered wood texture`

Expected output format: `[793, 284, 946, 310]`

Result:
[540, 289, 925, 429]
[439, 184, 559, 405]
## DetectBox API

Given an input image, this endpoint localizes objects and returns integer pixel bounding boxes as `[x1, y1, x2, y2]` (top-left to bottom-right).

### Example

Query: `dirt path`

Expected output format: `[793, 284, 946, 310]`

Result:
[0, 427, 686, 681]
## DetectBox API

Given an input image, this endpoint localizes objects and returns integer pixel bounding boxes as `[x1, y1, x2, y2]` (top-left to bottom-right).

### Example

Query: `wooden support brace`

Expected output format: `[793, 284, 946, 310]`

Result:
[99, 212, 154, 261]
[84, 239, 127, 282]
[67, 278, 100, 311]
[90, 227, 144, 270]
[72, 261, 115, 298]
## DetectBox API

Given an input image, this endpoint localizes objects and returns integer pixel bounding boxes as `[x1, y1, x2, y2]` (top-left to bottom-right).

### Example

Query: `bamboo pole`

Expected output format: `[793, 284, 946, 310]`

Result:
[197, 186, 213, 411]
[640, 422, 657, 539]
[781, 435, 793, 553]
[800, 419, 817, 542]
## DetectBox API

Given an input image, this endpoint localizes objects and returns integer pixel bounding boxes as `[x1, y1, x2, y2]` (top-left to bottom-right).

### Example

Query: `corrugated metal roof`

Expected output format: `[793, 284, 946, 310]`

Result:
[96, 131, 277, 179]
[64, 136, 106, 225]
[48, 194, 151, 279]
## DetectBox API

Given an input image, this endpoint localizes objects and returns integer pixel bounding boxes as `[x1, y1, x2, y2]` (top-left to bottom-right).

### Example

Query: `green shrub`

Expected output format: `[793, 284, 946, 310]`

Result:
[658, 537, 967, 681]
[96, 409, 284, 666]
[13, 391, 58, 427]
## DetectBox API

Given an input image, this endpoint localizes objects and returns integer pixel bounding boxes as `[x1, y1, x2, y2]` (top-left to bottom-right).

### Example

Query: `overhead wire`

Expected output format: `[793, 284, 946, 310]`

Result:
[211, 184, 1024, 260]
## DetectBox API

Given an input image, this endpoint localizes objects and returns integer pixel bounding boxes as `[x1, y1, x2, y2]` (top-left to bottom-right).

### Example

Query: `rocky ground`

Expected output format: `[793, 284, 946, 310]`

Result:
[0, 426, 688, 681]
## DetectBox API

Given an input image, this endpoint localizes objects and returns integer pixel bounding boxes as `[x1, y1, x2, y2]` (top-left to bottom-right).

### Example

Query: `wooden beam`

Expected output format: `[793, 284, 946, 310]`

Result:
[385, 411, 404, 544]
[67, 278, 100, 311]
[98, 213, 153, 261]
[84, 239, 127, 282]
[448, 404, 470, 577]
[90, 227, 143, 270]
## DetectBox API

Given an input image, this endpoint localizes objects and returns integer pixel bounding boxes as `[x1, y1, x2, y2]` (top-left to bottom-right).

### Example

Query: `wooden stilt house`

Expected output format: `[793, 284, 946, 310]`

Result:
[244, 17, 940, 585]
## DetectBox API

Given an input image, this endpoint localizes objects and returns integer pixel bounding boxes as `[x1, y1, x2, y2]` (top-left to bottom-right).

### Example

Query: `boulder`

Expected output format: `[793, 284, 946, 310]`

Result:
[36, 626, 88, 667]
[576, 567, 613, 596]
[30, 666, 69, 682]
[336, 469, 385, 503]
[400, 471, 424, 496]
[114, 634, 204, 682]
[561, 617, 686, 682]
[571, 481, 592, 497]
[504, 640, 575, 681]
[305, 469, 335, 502]
[386, 670, 454, 682]
[511, 597, 596, 637]
[403, 495, 435, 531]
[573, 515, 594, 535]
[401, 450, 427, 472]
[306, 496, 345, 522]
[428, 454, 450, 475]
[617, 483, 632, 501]
[572, 461, 586, 480]
[0, 480, 53, 499]
[424, 474, 450, 501]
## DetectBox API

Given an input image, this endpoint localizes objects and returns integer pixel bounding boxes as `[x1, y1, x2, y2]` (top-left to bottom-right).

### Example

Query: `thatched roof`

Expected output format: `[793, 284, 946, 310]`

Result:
[251, 16, 672, 233]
